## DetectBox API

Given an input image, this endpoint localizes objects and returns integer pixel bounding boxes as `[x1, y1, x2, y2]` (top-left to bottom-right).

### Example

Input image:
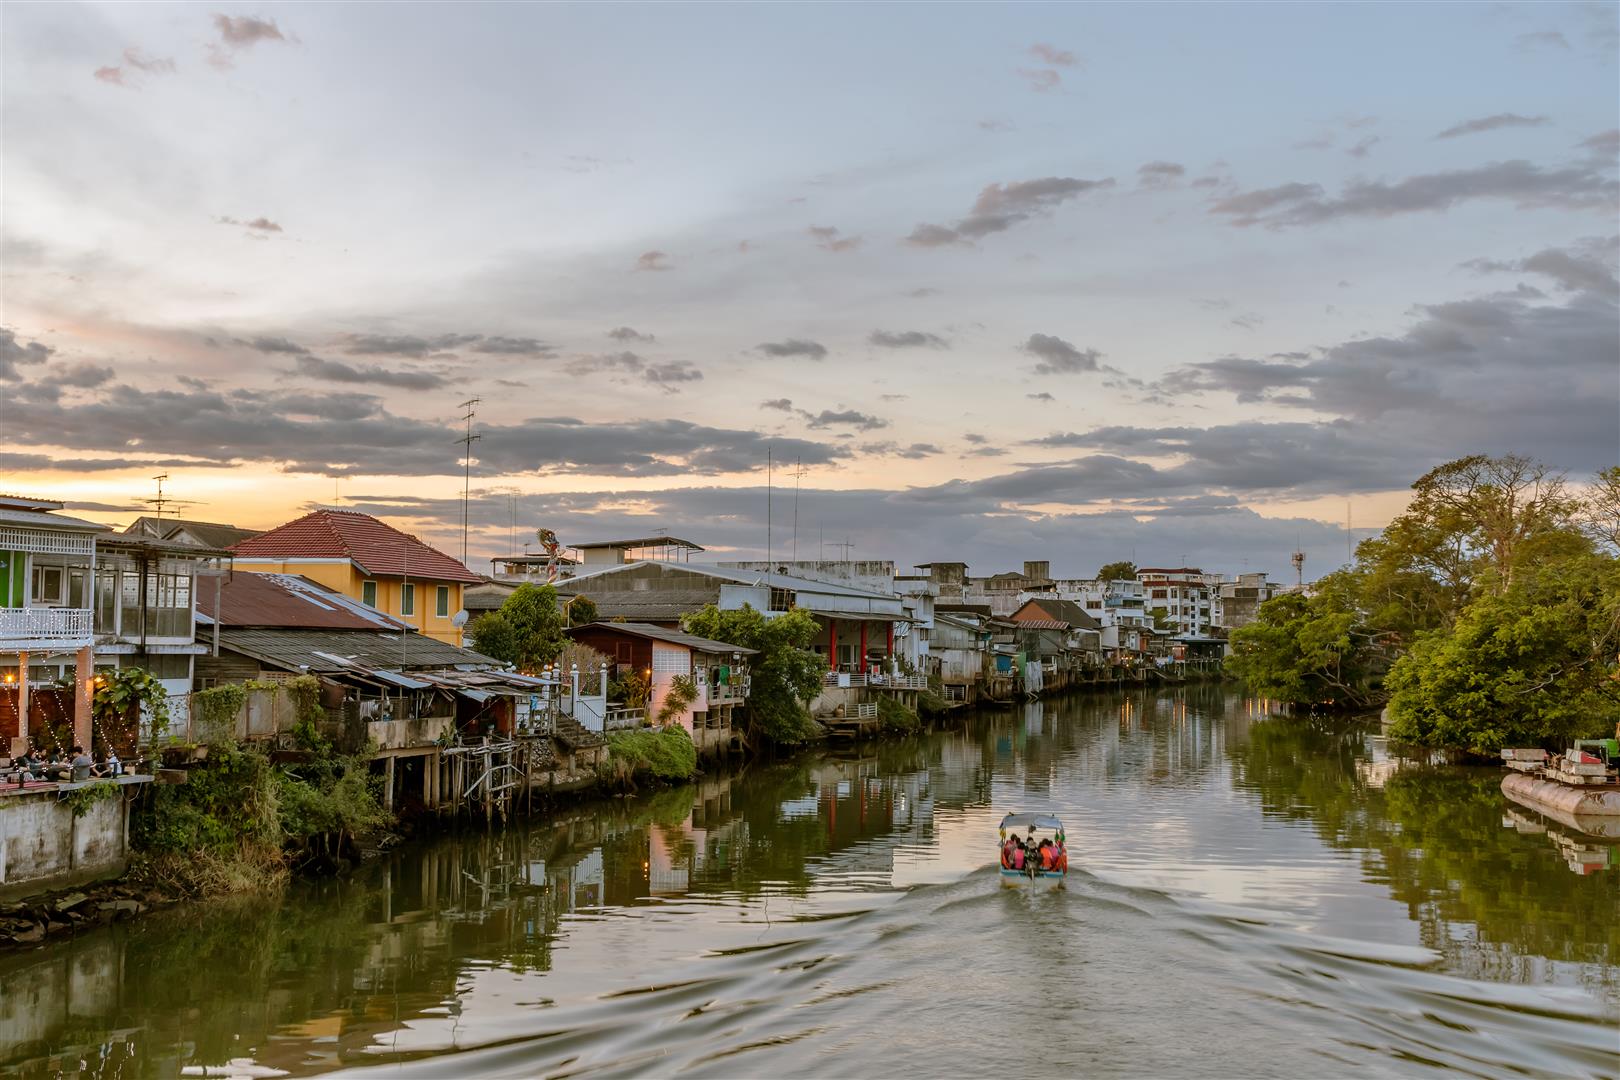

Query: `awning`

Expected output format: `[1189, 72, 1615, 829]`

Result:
[801, 609, 903, 622]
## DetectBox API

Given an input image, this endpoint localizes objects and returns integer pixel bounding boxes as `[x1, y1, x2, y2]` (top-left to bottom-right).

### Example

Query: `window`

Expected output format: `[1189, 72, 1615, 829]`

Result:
[615, 642, 633, 662]
[436, 585, 450, 618]
[400, 583, 415, 616]
[1151, 589, 1168, 599]
[769, 587, 795, 612]
[146, 572, 192, 638]
[361, 580, 378, 607]
[31, 564, 65, 605]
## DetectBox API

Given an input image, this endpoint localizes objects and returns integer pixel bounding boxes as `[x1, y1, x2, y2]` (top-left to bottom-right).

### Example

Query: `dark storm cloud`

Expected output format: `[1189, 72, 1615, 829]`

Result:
[1022, 333, 1102, 375]
[0, 453, 233, 474]
[1434, 113, 1551, 140]
[905, 176, 1114, 246]
[292, 355, 447, 390]
[607, 326, 655, 343]
[756, 339, 828, 360]
[0, 327, 54, 380]
[868, 329, 948, 349]
[1210, 161, 1618, 227]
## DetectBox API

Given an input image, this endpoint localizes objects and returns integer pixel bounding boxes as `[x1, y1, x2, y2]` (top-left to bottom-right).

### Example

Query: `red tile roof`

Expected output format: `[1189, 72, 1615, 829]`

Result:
[230, 509, 481, 584]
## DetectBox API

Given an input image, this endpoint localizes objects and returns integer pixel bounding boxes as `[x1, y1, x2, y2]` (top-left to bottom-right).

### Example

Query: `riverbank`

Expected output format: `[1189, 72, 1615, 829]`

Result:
[5, 688, 1613, 1079]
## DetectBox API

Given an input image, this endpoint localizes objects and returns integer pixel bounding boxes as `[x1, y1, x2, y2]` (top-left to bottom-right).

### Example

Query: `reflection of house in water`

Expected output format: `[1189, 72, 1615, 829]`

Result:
[1502, 806, 1619, 875]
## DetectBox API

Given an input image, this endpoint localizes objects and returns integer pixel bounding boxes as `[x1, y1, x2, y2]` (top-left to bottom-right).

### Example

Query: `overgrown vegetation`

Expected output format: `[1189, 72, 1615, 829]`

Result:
[94, 667, 172, 747]
[131, 681, 387, 894]
[1228, 453, 1620, 751]
[603, 726, 698, 788]
[61, 780, 121, 818]
[876, 695, 921, 735]
[466, 583, 566, 672]
[656, 674, 698, 724]
[683, 604, 824, 745]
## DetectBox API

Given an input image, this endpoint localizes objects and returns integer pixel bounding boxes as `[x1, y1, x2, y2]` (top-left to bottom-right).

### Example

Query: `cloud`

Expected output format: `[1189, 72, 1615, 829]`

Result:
[808, 225, 861, 252]
[1346, 135, 1381, 158]
[868, 329, 948, 349]
[564, 351, 701, 392]
[1137, 161, 1185, 187]
[1461, 239, 1620, 297]
[635, 250, 672, 272]
[1029, 43, 1078, 67]
[0, 327, 54, 380]
[805, 409, 888, 432]
[1434, 113, 1551, 140]
[215, 215, 283, 233]
[1580, 129, 1620, 156]
[907, 287, 941, 298]
[1018, 68, 1062, 92]
[342, 332, 480, 356]
[1229, 312, 1265, 331]
[756, 339, 828, 360]
[469, 336, 555, 357]
[238, 335, 308, 355]
[93, 48, 176, 87]
[760, 398, 795, 412]
[57, 362, 116, 388]
[293, 355, 448, 390]
[1210, 161, 1618, 227]
[93, 66, 125, 86]
[607, 326, 655, 343]
[1027, 392, 1055, 402]
[1022, 333, 1102, 375]
[906, 175, 1114, 246]
[979, 119, 1015, 133]
[1515, 30, 1571, 51]
[963, 433, 988, 445]
[1150, 276, 1618, 473]
[208, 14, 288, 68]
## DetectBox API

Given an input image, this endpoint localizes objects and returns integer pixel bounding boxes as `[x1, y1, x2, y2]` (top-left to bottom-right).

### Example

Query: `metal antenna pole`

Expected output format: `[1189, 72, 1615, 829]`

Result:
[458, 398, 482, 566]
[791, 459, 807, 564]
[766, 445, 773, 579]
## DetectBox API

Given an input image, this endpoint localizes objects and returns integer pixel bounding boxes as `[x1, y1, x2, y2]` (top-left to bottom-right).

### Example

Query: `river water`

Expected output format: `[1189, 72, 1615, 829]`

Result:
[2, 689, 1616, 1079]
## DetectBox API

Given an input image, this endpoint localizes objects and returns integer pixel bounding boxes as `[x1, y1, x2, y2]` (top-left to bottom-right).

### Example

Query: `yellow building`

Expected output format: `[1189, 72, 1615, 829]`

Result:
[230, 510, 481, 646]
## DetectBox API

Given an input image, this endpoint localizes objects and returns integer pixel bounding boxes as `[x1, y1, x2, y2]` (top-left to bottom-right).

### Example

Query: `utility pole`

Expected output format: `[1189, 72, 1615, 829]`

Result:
[457, 398, 481, 566]
[791, 459, 807, 564]
[765, 445, 773, 583]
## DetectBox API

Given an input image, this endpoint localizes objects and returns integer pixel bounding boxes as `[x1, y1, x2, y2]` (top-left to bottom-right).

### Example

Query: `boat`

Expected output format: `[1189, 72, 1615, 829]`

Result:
[999, 812, 1067, 886]
[1500, 739, 1620, 824]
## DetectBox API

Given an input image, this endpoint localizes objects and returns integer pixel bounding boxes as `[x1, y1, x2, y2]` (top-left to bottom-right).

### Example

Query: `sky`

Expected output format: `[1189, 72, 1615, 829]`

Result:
[2, 2, 1617, 580]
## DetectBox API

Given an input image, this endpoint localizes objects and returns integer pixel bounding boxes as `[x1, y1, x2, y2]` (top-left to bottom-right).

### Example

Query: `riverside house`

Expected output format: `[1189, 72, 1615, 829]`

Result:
[565, 622, 754, 756]
[230, 509, 482, 647]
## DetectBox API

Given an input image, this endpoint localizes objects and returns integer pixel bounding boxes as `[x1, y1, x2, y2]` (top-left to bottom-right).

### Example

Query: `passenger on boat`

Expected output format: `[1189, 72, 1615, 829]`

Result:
[1001, 836, 1019, 869]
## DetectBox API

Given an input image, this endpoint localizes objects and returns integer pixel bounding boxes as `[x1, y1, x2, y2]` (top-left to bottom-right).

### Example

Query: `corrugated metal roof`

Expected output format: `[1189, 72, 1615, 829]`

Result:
[0, 506, 107, 532]
[218, 627, 495, 673]
[198, 572, 405, 630]
[557, 561, 894, 600]
[1010, 597, 1102, 630]
[572, 535, 705, 551]
[567, 622, 757, 655]
[231, 509, 480, 584]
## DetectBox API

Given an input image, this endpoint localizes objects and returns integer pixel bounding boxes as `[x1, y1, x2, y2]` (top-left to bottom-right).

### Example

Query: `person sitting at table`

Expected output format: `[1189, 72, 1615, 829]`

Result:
[94, 750, 123, 778]
[45, 750, 71, 782]
[70, 745, 94, 783]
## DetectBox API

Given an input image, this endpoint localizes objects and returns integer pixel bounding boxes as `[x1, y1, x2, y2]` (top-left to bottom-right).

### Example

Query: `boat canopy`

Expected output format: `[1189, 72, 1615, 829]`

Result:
[1000, 813, 1064, 831]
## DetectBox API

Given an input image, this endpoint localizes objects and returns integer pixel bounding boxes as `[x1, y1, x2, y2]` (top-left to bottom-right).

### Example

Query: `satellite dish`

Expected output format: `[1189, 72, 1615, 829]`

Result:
[452, 609, 469, 628]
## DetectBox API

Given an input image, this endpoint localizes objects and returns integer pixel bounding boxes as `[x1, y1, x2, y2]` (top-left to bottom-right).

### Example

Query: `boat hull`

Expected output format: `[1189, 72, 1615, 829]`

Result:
[1000, 868, 1066, 887]
[1502, 773, 1620, 825]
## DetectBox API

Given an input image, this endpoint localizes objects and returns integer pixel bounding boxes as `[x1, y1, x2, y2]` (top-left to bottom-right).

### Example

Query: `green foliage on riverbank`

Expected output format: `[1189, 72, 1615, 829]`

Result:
[605, 726, 698, 784]
[876, 696, 921, 735]
[1229, 454, 1620, 750]
[683, 605, 824, 745]
[467, 583, 566, 671]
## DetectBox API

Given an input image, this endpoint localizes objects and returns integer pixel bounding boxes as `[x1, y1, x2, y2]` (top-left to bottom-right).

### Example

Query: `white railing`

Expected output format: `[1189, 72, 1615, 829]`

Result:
[855, 703, 878, 720]
[0, 606, 95, 646]
[0, 527, 95, 557]
[870, 674, 928, 690]
[604, 707, 646, 731]
[824, 672, 868, 688]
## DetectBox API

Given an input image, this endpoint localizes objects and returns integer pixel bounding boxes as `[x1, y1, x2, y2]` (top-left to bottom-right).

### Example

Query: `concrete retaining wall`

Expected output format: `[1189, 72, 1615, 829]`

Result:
[0, 778, 146, 900]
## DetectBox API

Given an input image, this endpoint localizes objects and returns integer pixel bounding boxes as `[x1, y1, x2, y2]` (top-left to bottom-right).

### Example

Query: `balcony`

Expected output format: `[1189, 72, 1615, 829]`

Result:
[0, 607, 95, 651]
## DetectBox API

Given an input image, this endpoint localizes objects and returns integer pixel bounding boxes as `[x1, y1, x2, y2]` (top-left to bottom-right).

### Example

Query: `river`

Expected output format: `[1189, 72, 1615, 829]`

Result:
[2, 688, 1616, 1079]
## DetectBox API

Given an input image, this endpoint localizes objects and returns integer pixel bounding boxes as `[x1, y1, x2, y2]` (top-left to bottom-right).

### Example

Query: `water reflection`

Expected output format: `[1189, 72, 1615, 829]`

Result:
[1, 690, 1615, 1079]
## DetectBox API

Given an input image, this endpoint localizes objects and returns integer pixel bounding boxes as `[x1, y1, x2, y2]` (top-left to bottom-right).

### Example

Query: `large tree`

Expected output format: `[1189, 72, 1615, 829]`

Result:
[466, 583, 566, 672]
[1384, 554, 1620, 751]
[1226, 572, 1387, 708]
[1097, 560, 1137, 581]
[682, 604, 825, 746]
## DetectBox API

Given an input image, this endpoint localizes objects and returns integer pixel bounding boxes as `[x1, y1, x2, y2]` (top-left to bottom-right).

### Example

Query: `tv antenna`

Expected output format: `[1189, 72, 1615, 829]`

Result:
[790, 458, 808, 563]
[832, 537, 855, 560]
[457, 398, 482, 566]
[148, 474, 171, 518]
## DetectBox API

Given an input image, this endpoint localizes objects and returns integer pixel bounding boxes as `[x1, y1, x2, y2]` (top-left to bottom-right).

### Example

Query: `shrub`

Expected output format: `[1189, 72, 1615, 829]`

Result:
[606, 726, 698, 784]
[877, 695, 921, 735]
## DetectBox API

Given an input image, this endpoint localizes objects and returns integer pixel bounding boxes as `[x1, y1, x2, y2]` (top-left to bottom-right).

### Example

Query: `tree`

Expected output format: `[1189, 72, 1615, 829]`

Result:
[1148, 606, 1176, 632]
[1097, 561, 1137, 581]
[1226, 572, 1386, 708]
[682, 604, 824, 745]
[1578, 465, 1620, 554]
[564, 595, 598, 627]
[466, 583, 565, 672]
[1384, 554, 1620, 751]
